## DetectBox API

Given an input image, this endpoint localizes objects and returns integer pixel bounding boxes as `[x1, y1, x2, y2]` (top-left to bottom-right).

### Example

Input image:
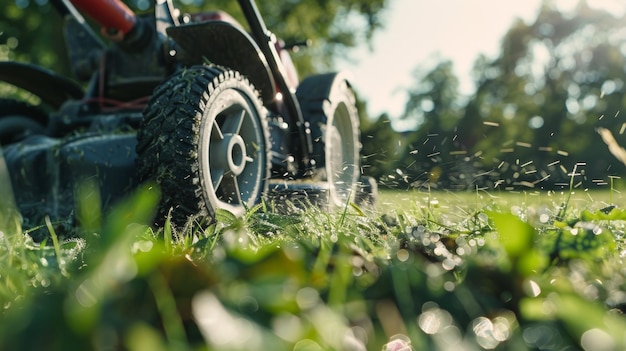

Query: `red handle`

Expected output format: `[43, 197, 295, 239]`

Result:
[71, 0, 136, 35]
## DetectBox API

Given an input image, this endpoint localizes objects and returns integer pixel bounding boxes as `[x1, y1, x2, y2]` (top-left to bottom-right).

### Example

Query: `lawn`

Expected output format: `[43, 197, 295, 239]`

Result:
[1, 185, 626, 350]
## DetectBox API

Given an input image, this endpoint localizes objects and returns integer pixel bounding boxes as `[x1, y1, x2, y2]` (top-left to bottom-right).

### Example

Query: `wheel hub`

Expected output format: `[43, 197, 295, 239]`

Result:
[222, 133, 247, 176]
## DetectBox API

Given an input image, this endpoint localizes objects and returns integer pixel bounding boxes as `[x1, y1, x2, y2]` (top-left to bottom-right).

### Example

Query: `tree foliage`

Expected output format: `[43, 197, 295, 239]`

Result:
[1, 3, 68, 69]
[360, 112, 398, 182]
[395, 0, 626, 190]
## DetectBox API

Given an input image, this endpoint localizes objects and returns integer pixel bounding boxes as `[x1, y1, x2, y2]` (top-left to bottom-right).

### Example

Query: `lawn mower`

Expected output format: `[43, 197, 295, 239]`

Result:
[0, 0, 376, 230]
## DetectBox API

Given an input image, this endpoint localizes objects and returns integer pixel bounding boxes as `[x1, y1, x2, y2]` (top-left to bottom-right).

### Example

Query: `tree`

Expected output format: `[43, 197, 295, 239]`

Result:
[1, 3, 69, 72]
[403, 60, 461, 132]
[452, 0, 626, 189]
[395, 60, 466, 189]
[360, 113, 399, 184]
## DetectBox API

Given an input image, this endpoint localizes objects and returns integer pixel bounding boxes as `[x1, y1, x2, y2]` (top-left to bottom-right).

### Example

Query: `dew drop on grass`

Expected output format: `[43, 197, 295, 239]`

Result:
[583, 284, 599, 300]
[396, 249, 409, 262]
[433, 245, 447, 257]
[477, 212, 488, 222]
[431, 233, 441, 243]
[351, 255, 364, 267]
[580, 328, 614, 351]
[272, 314, 303, 343]
[131, 240, 153, 253]
[418, 310, 442, 334]
[523, 325, 561, 349]
[524, 280, 542, 297]
[296, 287, 319, 310]
[473, 317, 500, 349]
[492, 316, 512, 342]
[442, 258, 456, 271]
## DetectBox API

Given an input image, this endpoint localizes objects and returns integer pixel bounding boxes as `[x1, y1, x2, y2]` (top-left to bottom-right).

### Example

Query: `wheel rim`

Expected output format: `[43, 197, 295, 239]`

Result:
[200, 89, 266, 216]
[327, 101, 358, 206]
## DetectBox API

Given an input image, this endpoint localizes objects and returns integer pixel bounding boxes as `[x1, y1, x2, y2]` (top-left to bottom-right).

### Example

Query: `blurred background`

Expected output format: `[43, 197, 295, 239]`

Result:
[3, 0, 626, 191]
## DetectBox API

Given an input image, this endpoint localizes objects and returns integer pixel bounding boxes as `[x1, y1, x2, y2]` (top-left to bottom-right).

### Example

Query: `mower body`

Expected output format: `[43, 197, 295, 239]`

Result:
[1, 0, 374, 229]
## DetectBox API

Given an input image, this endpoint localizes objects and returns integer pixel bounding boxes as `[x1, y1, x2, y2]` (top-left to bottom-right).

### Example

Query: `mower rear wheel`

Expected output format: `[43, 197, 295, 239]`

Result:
[0, 98, 47, 145]
[137, 65, 270, 224]
[296, 73, 360, 208]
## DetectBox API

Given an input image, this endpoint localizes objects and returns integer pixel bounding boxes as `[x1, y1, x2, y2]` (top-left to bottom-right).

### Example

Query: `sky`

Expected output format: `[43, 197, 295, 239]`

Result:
[336, 0, 626, 130]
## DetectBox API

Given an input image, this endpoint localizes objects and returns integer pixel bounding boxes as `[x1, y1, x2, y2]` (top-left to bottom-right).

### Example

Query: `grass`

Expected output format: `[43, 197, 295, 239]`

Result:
[2, 184, 626, 350]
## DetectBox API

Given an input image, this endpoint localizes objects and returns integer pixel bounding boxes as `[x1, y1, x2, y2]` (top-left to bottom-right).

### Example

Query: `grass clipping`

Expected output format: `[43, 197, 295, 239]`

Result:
[598, 127, 626, 166]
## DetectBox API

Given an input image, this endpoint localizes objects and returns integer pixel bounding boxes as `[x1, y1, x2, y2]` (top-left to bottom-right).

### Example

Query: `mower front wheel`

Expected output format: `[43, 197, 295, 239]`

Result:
[137, 65, 270, 224]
